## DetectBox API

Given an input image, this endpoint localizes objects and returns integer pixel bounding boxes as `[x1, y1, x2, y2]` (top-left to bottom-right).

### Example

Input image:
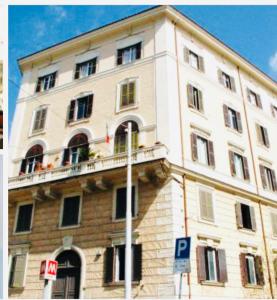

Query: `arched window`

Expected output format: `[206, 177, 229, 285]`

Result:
[62, 133, 89, 165]
[20, 144, 44, 174]
[114, 121, 139, 154]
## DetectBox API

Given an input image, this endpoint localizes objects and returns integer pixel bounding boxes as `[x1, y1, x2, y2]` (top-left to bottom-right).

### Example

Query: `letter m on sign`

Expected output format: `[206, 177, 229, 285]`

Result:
[48, 260, 58, 276]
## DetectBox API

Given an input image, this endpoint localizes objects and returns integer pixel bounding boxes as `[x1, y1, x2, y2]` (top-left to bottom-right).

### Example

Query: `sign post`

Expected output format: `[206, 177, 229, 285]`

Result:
[173, 237, 191, 299]
[40, 260, 58, 299]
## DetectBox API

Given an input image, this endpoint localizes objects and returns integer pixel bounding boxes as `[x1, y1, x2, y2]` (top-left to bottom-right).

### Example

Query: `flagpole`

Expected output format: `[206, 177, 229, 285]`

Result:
[125, 121, 132, 300]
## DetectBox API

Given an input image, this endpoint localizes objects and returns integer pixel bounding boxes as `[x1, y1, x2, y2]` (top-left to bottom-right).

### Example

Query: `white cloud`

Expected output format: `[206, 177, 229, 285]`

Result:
[34, 21, 47, 38]
[269, 51, 277, 72]
[47, 6, 67, 23]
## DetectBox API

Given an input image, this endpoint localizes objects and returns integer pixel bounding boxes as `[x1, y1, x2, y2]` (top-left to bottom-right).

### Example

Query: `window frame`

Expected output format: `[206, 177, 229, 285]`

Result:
[197, 185, 216, 225]
[112, 182, 139, 222]
[117, 42, 142, 66]
[245, 255, 257, 285]
[13, 201, 35, 235]
[59, 193, 82, 229]
[30, 106, 48, 135]
[74, 57, 97, 80]
[35, 72, 57, 93]
[68, 93, 94, 123]
[205, 247, 218, 282]
[116, 78, 138, 113]
[222, 72, 232, 90]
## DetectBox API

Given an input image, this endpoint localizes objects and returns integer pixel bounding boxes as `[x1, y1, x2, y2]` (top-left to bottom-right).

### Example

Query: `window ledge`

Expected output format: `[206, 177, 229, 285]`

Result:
[28, 130, 46, 138]
[257, 143, 270, 151]
[238, 228, 256, 235]
[201, 281, 225, 287]
[58, 224, 81, 230]
[13, 230, 32, 236]
[244, 284, 263, 289]
[189, 108, 207, 119]
[197, 219, 217, 227]
[226, 127, 242, 136]
[112, 216, 138, 223]
[116, 104, 138, 114]
[74, 73, 96, 82]
[68, 119, 90, 126]
[104, 281, 140, 287]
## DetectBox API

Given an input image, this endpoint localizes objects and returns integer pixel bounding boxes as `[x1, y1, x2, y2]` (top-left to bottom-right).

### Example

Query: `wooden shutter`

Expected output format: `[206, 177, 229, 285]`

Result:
[272, 170, 277, 191]
[74, 64, 80, 79]
[239, 253, 248, 286]
[85, 95, 93, 118]
[133, 244, 142, 281]
[255, 256, 265, 286]
[62, 148, 70, 166]
[128, 81, 135, 105]
[135, 43, 141, 60]
[12, 254, 27, 288]
[196, 246, 207, 282]
[271, 213, 277, 237]
[187, 84, 194, 108]
[217, 249, 228, 283]
[198, 56, 205, 72]
[184, 47, 190, 63]
[256, 124, 263, 144]
[256, 94, 263, 109]
[208, 141, 215, 167]
[230, 76, 236, 92]
[223, 105, 230, 127]
[120, 83, 128, 107]
[243, 156, 250, 180]
[35, 78, 42, 93]
[89, 58, 97, 75]
[33, 110, 41, 131]
[198, 90, 204, 112]
[249, 206, 257, 231]
[117, 49, 123, 65]
[104, 247, 114, 284]
[263, 127, 270, 148]
[274, 258, 277, 284]
[49, 72, 56, 89]
[246, 88, 251, 102]
[235, 202, 243, 229]
[40, 108, 47, 130]
[236, 112, 243, 133]
[271, 104, 276, 118]
[229, 151, 236, 176]
[217, 69, 223, 85]
[20, 159, 27, 174]
[199, 190, 214, 222]
[191, 133, 198, 161]
[259, 165, 267, 189]
[68, 100, 75, 122]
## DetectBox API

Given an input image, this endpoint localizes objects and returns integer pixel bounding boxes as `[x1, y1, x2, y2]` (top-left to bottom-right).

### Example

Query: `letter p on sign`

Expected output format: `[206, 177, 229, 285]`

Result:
[175, 237, 191, 260]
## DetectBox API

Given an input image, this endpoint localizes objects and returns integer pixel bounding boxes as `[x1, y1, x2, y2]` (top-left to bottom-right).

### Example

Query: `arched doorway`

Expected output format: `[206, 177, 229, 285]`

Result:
[51, 250, 81, 299]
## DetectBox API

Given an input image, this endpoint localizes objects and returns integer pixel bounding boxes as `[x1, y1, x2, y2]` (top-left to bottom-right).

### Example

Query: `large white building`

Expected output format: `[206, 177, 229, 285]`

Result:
[8, 6, 277, 299]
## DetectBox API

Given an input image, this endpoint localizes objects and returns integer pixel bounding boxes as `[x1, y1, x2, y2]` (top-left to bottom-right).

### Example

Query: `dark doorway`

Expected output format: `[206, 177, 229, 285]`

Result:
[52, 250, 81, 299]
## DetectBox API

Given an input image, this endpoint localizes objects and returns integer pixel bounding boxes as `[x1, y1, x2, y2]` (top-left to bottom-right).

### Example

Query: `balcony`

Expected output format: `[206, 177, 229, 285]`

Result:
[9, 144, 169, 190]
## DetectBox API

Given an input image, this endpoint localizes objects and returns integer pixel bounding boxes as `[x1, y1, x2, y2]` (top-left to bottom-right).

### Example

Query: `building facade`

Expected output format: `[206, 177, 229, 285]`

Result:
[8, 5, 277, 299]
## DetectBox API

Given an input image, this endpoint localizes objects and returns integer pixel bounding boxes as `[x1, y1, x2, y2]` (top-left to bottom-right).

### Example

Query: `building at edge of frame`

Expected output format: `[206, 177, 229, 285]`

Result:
[8, 5, 277, 299]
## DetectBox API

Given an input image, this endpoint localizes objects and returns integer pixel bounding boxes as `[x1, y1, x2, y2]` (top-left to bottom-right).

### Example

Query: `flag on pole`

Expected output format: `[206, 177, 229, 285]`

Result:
[105, 123, 110, 144]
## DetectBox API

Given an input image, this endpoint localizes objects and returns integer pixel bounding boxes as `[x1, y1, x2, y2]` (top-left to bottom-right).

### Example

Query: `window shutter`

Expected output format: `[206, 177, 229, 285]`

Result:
[117, 49, 123, 65]
[256, 124, 263, 144]
[217, 249, 228, 283]
[12, 254, 27, 288]
[198, 56, 205, 72]
[223, 105, 230, 127]
[236, 112, 243, 133]
[104, 247, 114, 284]
[135, 43, 141, 60]
[35, 78, 42, 93]
[256, 94, 263, 109]
[196, 246, 207, 282]
[120, 83, 128, 107]
[184, 47, 190, 63]
[229, 151, 236, 176]
[33, 110, 41, 131]
[90, 58, 97, 75]
[239, 253, 248, 286]
[208, 141, 215, 167]
[128, 82, 135, 105]
[74, 64, 80, 79]
[274, 258, 277, 284]
[271, 213, 277, 237]
[85, 95, 93, 118]
[49, 72, 56, 89]
[133, 244, 142, 281]
[259, 165, 267, 189]
[40, 108, 47, 130]
[263, 127, 270, 148]
[217, 69, 223, 85]
[272, 170, 277, 191]
[249, 206, 257, 231]
[187, 84, 194, 108]
[68, 100, 75, 122]
[199, 190, 214, 222]
[243, 156, 250, 180]
[255, 256, 265, 286]
[191, 133, 198, 161]
[271, 104, 276, 118]
[20, 159, 27, 174]
[235, 202, 243, 229]
[230, 76, 236, 92]
[198, 90, 204, 112]
[62, 148, 70, 166]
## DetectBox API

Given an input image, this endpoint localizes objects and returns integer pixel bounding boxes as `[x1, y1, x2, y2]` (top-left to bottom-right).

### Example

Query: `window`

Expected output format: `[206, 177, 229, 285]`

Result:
[9, 253, 28, 288]
[271, 213, 277, 237]
[229, 151, 249, 180]
[35, 72, 56, 93]
[119, 80, 136, 109]
[271, 104, 277, 118]
[20, 144, 44, 175]
[60, 196, 81, 227]
[256, 124, 270, 147]
[74, 58, 97, 79]
[260, 165, 277, 191]
[223, 105, 242, 132]
[247, 88, 262, 109]
[117, 43, 141, 65]
[196, 246, 227, 283]
[199, 189, 214, 223]
[235, 202, 256, 231]
[62, 133, 89, 165]
[191, 133, 215, 167]
[104, 244, 142, 283]
[187, 84, 203, 112]
[114, 121, 139, 154]
[184, 47, 205, 72]
[114, 186, 136, 220]
[14, 203, 33, 233]
[67, 94, 93, 123]
[240, 253, 264, 286]
[32, 107, 47, 133]
[218, 69, 236, 92]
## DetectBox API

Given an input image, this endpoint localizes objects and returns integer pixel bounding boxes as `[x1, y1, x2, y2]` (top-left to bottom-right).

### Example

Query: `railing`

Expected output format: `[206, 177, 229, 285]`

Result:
[9, 144, 168, 189]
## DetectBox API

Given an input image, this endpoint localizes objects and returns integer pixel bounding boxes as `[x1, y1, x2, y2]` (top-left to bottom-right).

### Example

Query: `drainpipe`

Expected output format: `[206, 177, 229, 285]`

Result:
[237, 66, 274, 298]
[173, 20, 191, 299]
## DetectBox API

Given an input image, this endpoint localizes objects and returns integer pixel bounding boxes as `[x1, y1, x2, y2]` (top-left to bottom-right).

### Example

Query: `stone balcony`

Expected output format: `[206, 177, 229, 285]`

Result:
[9, 144, 169, 190]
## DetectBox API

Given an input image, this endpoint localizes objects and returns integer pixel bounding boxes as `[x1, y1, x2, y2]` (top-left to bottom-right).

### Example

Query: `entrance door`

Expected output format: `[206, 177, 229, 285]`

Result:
[52, 250, 81, 299]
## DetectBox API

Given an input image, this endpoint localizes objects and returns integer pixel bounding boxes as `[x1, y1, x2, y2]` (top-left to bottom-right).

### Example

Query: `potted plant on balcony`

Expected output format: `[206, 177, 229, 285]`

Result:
[89, 150, 97, 159]
[47, 163, 54, 170]
[35, 162, 43, 172]
[79, 146, 89, 162]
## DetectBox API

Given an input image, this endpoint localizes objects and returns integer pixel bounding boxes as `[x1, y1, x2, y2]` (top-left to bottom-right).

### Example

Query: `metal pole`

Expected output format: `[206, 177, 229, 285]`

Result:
[43, 279, 51, 299]
[178, 273, 183, 299]
[125, 122, 132, 300]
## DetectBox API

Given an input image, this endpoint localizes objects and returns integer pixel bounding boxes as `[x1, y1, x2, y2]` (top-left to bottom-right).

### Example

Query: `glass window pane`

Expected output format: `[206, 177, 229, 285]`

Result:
[197, 137, 208, 165]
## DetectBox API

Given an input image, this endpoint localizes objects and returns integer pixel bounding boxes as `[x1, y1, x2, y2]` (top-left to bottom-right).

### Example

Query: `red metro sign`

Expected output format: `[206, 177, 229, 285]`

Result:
[40, 260, 58, 281]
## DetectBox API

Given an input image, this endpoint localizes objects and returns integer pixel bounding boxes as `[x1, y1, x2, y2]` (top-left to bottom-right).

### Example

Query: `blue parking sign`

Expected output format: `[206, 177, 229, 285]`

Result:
[175, 237, 191, 260]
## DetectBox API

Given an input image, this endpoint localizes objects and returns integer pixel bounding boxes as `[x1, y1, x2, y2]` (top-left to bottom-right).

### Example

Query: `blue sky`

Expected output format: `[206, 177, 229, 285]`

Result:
[8, 5, 277, 128]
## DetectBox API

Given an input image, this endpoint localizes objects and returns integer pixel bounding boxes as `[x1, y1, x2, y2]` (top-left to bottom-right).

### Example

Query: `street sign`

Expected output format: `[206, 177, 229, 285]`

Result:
[173, 237, 191, 274]
[40, 260, 58, 281]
